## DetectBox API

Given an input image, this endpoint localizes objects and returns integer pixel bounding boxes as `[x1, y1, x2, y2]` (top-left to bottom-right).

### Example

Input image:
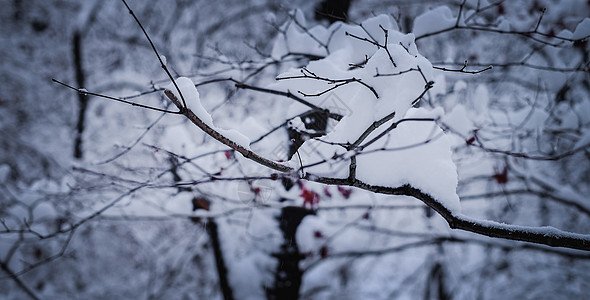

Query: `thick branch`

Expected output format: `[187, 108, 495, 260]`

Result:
[310, 176, 590, 251]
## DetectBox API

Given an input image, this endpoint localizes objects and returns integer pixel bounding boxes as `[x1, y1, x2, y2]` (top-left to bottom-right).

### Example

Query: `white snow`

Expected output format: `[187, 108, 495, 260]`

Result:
[239, 117, 268, 141]
[456, 213, 590, 241]
[575, 130, 590, 149]
[471, 84, 489, 116]
[355, 108, 461, 212]
[413, 6, 456, 37]
[557, 29, 574, 40]
[572, 18, 590, 40]
[509, 107, 549, 130]
[442, 104, 477, 138]
[291, 139, 351, 179]
[496, 16, 511, 31]
[454, 80, 467, 92]
[32, 201, 57, 220]
[0, 164, 10, 182]
[166, 77, 251, 149]
[273, 13, 461, 212]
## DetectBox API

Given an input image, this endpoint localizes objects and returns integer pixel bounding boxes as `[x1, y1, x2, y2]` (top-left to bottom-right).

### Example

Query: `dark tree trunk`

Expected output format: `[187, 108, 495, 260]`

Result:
[73, 31, 88, 159]
[424, 262, 451, 300]
[206, 219, 235, 300]
[267, 206, 315, 300]
[315, 0, 351, 24]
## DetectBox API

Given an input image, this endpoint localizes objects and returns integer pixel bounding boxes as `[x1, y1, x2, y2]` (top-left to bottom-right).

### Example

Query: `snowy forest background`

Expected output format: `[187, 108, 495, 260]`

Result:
[1, 0, 590, 299]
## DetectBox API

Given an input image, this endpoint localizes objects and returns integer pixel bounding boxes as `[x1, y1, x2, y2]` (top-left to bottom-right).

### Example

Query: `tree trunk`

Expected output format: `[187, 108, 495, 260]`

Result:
[73, 31, 88, 159]
[206, 219, 235, 300]
[267, 206, 315, 300]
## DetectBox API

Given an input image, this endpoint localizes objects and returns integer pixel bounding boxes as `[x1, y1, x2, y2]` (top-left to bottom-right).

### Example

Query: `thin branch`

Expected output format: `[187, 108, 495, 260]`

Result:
[276, 69, 379, 98]
[120, 0, 188, 108]
[416, 24, 585, 47]
[291, 12, 330, 55]
[415, 3, 588, 48]
[96, 109, 169, 164]
[379, 24, 397, 68]
[52, 79, 180, 114]
[534, 8, 546, 32]
[468, 141, 590, 161]
[0, 261, 41, 300]
[142, 143, 213, 176]
[149, 175, 279, 189]
[441, 120, 590, 161]
[433, 62, 493, 74]
[233, 80, 342, 120]
[432, 61, 588, 73]
[374, 67, 420, 77]
[345, 29, 397, 67]
[305, 235, 590, 272]
[358, 118, 437, 151]
[455, 0, 467, 27]
[6, 230, 76, 279]
[463, 0, 506, 24]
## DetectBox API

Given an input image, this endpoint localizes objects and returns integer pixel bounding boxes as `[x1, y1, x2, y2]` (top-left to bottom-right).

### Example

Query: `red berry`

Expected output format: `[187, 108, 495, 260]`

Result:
[324, 187, 332, 197]
[493, 166, 509, 184]
[300, 187, 320, 209]
[337, 186, 352, 199]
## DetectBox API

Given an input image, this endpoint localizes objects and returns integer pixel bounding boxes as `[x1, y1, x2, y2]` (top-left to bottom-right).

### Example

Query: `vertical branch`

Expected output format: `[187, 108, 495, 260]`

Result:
[120, 0, 188, 108]
[71, 0, 103, 159]
[73, 31, 88, 159]
[424, 261, 450, 300]
[206, 219, 234, 300]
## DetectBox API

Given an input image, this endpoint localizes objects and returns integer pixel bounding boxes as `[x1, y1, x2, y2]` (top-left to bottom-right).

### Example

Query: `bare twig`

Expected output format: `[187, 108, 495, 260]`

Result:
[277, 68, 379, 98]
[433, 61, 493, 74]
[52, 79, 180, 114]
[120, 0, 188, 108]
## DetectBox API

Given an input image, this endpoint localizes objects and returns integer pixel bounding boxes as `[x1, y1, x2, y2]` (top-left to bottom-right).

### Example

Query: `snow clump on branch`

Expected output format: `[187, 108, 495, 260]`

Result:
[271, 11, 461, 212]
